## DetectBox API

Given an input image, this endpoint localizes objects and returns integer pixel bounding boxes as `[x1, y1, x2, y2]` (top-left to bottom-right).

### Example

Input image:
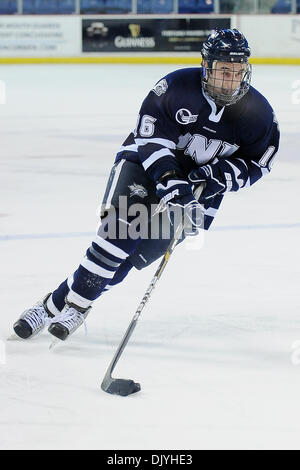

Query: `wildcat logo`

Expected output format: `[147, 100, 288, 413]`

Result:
[152, 79, 168, 96]
[128, 183, 148, 198]
[175, 108, 198, 125]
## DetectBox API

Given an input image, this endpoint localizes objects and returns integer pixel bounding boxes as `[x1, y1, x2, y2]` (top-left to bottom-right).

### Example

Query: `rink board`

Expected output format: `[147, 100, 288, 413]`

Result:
[0, 14, 299, 64]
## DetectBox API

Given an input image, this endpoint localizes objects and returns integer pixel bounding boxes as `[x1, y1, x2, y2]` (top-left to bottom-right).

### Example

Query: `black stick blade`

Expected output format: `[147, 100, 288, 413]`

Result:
[101, 378, 141, 397]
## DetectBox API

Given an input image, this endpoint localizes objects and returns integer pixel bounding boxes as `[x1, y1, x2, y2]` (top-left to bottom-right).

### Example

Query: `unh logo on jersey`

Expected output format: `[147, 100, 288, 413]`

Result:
[128, 183, 148, 198]
[175, 109, 198, 125]
[177, 133, 239, 165]
[152, 79, 168, 96]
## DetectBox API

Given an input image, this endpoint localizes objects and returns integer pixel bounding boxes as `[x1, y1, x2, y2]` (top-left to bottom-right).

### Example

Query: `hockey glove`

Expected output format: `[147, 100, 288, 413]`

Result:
[156, 171, 204, 235]
[188, 161, 227, 201]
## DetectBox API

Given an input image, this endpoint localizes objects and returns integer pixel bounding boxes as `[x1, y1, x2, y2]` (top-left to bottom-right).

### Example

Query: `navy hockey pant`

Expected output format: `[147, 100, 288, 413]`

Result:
[50, 160, 160, 312]
[49, 158, 220, 313]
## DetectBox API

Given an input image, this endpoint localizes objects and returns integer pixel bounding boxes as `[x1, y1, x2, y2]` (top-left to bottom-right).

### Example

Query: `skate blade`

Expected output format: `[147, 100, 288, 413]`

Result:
[6, 333, 22, 341]
[49, 337, 62, 350]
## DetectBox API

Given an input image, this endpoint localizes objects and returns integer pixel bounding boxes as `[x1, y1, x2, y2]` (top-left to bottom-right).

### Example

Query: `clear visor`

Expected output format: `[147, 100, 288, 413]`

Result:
[202, 60, 252, 107]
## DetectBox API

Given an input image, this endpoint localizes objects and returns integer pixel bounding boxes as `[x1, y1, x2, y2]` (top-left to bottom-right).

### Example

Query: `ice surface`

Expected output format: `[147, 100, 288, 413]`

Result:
[0, 64, 300, 450]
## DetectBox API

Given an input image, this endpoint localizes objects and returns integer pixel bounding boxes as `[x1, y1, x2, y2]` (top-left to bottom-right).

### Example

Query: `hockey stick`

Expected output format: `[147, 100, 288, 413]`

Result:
[101, 184, 205, 396]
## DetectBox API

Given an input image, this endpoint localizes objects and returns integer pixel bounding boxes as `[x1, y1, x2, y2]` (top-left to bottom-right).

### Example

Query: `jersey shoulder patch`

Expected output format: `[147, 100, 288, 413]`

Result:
[152, 79, 168, 96]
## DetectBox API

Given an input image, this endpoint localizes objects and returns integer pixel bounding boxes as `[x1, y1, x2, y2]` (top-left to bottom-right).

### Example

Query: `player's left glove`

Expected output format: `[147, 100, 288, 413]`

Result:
[188, 161, 228, 200]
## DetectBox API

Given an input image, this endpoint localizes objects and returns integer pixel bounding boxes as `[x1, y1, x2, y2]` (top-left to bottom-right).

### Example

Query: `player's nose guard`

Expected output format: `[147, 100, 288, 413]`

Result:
[202, 63, 252, 107]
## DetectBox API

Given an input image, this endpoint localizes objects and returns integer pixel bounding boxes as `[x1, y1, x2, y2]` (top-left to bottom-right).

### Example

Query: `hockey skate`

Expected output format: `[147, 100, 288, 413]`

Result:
[13, 293, 54, 339]
[48, 299, 91, 342]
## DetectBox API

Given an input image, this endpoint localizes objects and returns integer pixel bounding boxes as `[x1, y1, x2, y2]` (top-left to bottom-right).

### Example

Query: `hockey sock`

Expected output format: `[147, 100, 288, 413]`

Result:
[106, 258, 134, 289]
[49, 210, 141, 312]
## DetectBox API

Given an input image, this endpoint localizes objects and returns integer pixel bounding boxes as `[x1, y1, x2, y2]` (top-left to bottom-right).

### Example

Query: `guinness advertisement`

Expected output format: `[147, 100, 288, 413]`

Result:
[82, 18, 231, 53]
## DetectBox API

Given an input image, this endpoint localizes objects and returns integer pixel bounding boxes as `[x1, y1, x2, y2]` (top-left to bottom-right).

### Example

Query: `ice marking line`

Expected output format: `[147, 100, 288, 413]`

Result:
[213, 223, 300, 231]
[0, 223, 300, 242]
[0, 232, 94, 241]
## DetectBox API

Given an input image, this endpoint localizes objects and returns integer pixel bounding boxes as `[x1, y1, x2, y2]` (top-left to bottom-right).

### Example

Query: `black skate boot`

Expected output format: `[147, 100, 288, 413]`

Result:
[48, 299, 91, 341]
[13, 293, 54, 339]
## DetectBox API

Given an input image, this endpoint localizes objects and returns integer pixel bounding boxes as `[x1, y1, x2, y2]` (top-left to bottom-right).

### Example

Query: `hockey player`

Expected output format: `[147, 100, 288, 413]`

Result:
[13, 28, 280, 341]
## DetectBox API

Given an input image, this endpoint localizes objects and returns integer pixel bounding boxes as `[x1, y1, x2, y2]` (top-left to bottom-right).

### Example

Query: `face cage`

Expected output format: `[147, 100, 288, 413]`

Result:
[202, 63, 252, 107]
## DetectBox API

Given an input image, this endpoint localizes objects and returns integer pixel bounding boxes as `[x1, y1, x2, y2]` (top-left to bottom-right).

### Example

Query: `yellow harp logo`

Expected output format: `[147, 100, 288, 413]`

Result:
[129, 24, 141, 38]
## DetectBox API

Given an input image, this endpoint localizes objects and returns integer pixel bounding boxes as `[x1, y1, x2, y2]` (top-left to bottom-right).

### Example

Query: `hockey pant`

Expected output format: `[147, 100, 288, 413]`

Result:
[49, 160, 187, 313]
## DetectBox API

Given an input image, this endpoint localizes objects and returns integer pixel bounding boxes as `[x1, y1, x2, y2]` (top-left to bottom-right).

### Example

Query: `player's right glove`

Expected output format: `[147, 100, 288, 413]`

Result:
[155, 170, 204, 234]
[188, 162, 227, 201]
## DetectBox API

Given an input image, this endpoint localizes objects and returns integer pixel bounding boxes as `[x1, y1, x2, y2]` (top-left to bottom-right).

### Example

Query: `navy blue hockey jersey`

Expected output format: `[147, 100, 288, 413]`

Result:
[115, 67, 280, 229]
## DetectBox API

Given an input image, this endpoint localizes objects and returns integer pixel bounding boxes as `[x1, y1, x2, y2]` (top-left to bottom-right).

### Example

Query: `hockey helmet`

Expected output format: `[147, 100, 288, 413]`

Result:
[201, 29, 252, 106]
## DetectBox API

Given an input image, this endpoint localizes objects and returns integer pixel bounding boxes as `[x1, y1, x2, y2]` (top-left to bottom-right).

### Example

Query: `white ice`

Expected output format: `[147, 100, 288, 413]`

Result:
[0, 63, 300, 450]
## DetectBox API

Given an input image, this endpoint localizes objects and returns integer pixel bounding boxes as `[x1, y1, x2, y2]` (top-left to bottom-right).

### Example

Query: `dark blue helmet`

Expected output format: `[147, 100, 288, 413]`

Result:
[201, 29, 252, 107]
[201, 28, 251, 67]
